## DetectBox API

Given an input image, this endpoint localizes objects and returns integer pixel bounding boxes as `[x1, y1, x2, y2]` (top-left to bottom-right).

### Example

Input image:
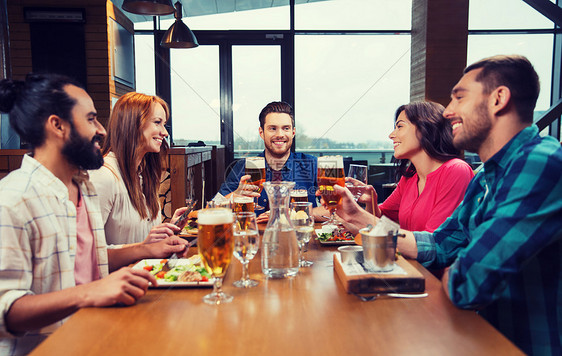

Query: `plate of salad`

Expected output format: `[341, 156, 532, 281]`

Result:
[132, 255, 213, 288]
[315, 225, 356, 245]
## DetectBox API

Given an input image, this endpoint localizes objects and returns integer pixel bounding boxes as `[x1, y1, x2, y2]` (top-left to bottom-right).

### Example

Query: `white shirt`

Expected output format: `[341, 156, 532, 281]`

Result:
[0, 155, 109, 355]
[88, 152, 160, 246]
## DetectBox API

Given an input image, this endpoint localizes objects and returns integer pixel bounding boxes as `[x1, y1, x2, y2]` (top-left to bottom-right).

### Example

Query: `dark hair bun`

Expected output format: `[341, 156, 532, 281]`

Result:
[0, 79, 24, 113]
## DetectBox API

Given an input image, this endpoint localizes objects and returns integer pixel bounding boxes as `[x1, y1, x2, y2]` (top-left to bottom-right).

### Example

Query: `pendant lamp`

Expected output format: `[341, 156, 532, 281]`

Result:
[122, 0, 175, 16]
[160, 1, 199, 48]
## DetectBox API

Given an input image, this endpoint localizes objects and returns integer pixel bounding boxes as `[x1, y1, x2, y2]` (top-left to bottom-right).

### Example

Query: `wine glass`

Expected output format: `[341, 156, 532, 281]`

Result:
[245, 157, 266, 211]
[317, 155, 345, 225]
[233, 212, 260, 288]
[198, 208, 235, 305]
[346, 164, 368, 201]
[290, 201, 315, 267]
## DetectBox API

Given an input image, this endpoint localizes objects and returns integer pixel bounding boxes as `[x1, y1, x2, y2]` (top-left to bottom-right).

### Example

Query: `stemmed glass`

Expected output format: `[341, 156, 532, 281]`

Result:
[245, 157, 266, 210]
[233, 212, 260, 288]
[317, 155, 345, 225]
[198, 208, 235, 305]
[346, 164, 368, 201]
[290, 201, 315, 267]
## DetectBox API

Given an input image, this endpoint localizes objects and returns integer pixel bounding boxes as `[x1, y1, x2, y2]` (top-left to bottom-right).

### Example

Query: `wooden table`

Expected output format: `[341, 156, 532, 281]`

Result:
[31, 228, 522, 355]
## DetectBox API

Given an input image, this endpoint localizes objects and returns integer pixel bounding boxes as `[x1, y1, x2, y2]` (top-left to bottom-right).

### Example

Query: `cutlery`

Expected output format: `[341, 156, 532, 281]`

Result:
[161, 238, 198, 273]
[163, 200, 198, 272]
[352, 292, 428, 302]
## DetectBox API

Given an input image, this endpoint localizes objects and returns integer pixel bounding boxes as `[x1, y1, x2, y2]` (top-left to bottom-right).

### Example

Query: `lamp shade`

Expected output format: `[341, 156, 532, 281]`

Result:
[160, 2, 198, 48]
[122, 0, 175, 16]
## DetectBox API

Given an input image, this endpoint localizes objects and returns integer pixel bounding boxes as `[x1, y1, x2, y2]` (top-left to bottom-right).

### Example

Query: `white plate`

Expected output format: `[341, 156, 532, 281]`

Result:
[132, 256, 213, 288]
[315, 229, 356, 245]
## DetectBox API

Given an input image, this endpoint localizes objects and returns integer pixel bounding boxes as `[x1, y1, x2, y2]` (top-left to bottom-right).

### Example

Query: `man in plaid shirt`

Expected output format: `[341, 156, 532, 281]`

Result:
[335, 55, 562, 354]
[0, 73, 187, 355]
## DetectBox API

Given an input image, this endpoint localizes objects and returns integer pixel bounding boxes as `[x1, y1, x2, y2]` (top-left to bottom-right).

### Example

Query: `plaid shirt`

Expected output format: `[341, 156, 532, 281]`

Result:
[0, 155, 109, 355]
[414, 126, 562, 355]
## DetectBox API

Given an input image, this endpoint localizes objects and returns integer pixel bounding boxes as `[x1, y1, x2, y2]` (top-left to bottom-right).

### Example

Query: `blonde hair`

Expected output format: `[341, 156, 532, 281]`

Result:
[102, 92, 169, 220]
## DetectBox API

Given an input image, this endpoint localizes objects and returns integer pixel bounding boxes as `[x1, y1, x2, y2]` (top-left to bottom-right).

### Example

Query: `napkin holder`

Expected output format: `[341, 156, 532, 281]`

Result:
[334, 254, 425, 294]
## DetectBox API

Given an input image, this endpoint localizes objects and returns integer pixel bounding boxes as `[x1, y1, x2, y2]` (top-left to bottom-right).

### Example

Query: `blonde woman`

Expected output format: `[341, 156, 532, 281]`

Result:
[89, 92, 187, 246]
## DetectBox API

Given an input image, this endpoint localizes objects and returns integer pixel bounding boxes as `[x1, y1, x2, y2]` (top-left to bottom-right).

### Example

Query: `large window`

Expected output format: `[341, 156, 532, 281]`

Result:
[467, 34, 554, 114]
[294, 34, 410, 150]
[134, 34, 155, 96]
[468, 0, 559, 133]
[170, 46, 220, 145]
[133, 0, 561, 156]
[295, 0, 411, 30]
[232, 45, 281, 151]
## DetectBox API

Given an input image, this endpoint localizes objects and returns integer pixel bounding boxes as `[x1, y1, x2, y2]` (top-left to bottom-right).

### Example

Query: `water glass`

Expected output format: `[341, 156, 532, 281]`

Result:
[233, 212, 260, 288]
[290, 201, 314, 267]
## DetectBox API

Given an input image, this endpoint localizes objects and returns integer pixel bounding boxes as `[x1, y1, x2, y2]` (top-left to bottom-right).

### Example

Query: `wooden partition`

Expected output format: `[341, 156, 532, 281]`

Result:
[160, 147, 217, 221]
[0, 149, 27, 180]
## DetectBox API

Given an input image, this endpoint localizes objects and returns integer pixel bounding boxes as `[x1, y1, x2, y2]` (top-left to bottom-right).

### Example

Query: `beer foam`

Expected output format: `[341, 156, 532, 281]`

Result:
[318, 155, 344, 169]
[245, 157, 265, 169]
[233, 196, 254, 204]
[198, 208, 234, 225]
[291, 189, 308, 197]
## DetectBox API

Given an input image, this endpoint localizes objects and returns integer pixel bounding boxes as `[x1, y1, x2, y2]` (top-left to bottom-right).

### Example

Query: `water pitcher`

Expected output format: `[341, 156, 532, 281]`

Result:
[261, 181, 300, 278]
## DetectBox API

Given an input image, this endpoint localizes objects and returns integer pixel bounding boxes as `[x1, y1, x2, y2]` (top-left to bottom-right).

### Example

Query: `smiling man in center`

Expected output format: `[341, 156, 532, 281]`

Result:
[218, 101, 318, 220]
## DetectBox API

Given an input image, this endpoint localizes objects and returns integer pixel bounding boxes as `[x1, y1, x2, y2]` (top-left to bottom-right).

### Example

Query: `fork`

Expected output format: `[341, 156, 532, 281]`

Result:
[352, 292, 428, 301]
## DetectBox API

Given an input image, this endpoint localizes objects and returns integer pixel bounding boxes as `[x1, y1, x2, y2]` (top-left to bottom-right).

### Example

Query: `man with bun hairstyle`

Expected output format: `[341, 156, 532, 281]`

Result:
[0, 73, 187, 355]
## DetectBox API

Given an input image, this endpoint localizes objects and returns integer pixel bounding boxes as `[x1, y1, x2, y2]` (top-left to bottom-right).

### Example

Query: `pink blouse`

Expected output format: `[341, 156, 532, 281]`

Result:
[379, 158, 474, 232]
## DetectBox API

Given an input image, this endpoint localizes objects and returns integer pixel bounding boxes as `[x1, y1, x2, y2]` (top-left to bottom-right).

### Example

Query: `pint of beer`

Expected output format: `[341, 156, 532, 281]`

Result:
[245, 157, 266, 193]
[290, 189, 309, 204]
[198, 208, 235, 278]
[233, 195, 255, 213]
[317, 155, 345, 210]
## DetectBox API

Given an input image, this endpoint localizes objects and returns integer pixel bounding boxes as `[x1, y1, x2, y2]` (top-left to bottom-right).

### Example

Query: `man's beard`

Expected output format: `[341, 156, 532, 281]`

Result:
[453, 100, 492, 153]
[62, 125, 104, 170]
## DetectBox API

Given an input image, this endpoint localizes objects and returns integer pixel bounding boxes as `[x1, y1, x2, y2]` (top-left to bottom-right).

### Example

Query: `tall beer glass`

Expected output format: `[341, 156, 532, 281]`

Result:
[198, 208, 235, 304]
[317, 155, 345, 225]
[245, 157, 266, 210]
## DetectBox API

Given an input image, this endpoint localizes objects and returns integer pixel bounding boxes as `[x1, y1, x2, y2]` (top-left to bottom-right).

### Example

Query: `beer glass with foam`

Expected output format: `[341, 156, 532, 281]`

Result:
[245, 157, 266, 210]
[290, 189, 309, 204]
[198, 208, 235, 304]
[317, 155, 345, 225]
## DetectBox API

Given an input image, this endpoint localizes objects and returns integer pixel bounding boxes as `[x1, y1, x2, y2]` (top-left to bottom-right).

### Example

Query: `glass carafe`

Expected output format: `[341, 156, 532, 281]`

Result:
[261, 181, 300, 278]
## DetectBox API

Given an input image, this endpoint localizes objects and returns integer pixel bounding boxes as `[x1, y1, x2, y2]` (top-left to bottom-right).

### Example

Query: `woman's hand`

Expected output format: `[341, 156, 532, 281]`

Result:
[142, 222, 180, 244]
[332, 185, 378, 230]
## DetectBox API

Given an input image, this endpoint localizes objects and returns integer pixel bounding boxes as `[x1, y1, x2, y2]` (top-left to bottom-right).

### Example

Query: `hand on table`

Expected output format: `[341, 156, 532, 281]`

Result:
[78, 267, 157, 307]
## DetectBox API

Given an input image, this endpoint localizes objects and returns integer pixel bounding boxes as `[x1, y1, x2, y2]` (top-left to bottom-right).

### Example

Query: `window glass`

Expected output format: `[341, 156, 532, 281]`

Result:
[134, 34, 155, 96]
[170, 46, 220, 145]
[295, 0, 412, 31]
[295, 34, 411, 158]
[232, 45, 281, 153]
[469, 0, 556, 30]
[467, 34, 554, 114]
